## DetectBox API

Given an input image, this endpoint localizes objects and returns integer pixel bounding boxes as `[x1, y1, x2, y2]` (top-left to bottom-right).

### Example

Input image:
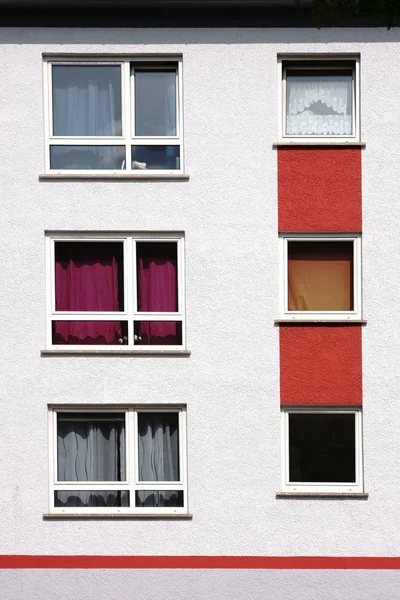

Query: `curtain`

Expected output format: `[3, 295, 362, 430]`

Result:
[57, 414, 125, 481]
[135, 490, 182, 508]
[55, 242, 122, 345]
[55, 490, 129, 508]
[52, 65, 122, 137]
[56, 413, 126, 508]
[134, 70, 176, 137]
[137, 243, 179, 345]
[286, 76, 352, 135]
[288, 242, 353, 312]
[138, 413, 179, 482]
[165, 79, 176, 136]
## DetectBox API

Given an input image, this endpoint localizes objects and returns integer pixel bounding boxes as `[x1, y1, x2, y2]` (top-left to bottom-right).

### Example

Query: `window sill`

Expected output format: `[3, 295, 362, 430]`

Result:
[276, 492, 368, 499]
[43, 513, 193, 520]
[39, 173, 190, 181]
[41, 349, 191, 356]
[274, 319, 367, 325]
[273, 141, 366, 148]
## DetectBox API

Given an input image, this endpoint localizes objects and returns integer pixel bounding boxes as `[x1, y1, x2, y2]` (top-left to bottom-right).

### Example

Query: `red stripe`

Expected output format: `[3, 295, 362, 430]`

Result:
[0, 556, 400, 569]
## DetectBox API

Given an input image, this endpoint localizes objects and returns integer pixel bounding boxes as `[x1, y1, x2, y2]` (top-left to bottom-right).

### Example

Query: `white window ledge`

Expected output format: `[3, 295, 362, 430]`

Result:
[43, 513, 193, 520]
[274, 319, 367, 325]
[276, 492, 368, 499]
[273, 141, 366, 148]
[41, 349, 191, 356]
[39, 173, 190, 181]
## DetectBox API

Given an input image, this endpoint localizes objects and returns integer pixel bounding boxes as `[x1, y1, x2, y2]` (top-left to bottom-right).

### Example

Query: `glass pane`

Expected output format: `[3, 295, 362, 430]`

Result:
[57, 412, 126, 481]
[131, 146, 180, 170]
[286, 70, 353, 135]
[288, 241, 354, 311]
[134, 70, 176, 136]
[136, 242, 178, 312]
[134, 322, 182, 346]
[135, 490, 183, 508]
[55, 242, 124, 312]
[52, 321, 128, 346]
[288, 413, 356, 483]
[52, 65, 122, 136]
[50, 146, 126, 170]
[138, 412, 180, 481]
[55, 491, 129, 508]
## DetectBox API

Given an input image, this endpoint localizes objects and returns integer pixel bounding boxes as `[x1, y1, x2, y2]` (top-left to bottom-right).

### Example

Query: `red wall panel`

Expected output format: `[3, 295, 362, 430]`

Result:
[278, 148, 362, 232]
[280, 325, 362, 405]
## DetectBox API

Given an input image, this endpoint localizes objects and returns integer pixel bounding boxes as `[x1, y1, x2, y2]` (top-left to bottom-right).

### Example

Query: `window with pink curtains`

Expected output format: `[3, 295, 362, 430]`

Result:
[54, 242, 123, 345]
[136, 242, 180, 345]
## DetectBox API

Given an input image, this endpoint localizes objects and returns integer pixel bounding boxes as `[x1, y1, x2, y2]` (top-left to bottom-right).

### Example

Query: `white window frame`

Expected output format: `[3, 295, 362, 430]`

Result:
[45, 232, 186, 350]
[48, 405, 188, 515]
[278, 55, 360, 143]
[43, 57, 183, 174]
[279, 233, 362, 321]
[281, 407, 363, 493]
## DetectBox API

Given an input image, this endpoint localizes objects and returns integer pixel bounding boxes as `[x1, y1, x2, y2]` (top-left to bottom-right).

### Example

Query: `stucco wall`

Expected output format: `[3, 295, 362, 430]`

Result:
[1, 27, 400, 571]
[2, 569, 400, 600]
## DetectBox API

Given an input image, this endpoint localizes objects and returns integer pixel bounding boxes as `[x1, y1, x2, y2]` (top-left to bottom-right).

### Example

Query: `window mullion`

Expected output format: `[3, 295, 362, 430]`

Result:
[132, 410, 139, 504]
[49, 410, 57, 509]
[44, 61, 52, 171]
[122, 60, 132, 172]
[126, 237, 134, 346]
[180, 409, 186, 490]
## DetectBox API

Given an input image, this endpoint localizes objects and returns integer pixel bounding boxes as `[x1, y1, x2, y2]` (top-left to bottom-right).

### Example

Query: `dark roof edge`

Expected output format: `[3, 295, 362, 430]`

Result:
[0, 1, 390, 27]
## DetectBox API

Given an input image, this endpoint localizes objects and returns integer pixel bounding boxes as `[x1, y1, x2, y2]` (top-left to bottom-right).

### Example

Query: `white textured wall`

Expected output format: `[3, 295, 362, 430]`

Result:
[1, 27, 400, 568]
[2, 570, 400, 600]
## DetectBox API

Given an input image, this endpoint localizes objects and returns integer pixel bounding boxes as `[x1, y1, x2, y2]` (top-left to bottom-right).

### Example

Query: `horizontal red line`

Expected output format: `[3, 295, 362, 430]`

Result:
[1, 556, 400, 570]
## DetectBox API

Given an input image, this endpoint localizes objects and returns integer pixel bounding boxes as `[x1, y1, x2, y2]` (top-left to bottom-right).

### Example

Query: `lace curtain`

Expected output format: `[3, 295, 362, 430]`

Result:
[286, 75, 352, 135]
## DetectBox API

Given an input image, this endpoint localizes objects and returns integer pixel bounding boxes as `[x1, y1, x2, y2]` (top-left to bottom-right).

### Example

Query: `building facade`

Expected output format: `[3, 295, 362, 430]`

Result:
[2, 1, 400, 597]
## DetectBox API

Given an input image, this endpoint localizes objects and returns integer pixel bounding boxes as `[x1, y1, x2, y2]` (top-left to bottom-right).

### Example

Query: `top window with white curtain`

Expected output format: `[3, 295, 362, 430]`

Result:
[280, 58, 360, 141]
[44, 58, 183, 173]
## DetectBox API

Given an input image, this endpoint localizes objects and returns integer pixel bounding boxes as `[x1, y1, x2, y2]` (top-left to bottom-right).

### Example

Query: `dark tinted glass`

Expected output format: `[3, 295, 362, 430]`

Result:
[50, 146, 125, 170]
[55, 491, 129, 507]
[288, 413, 356, 483]
[135, 491, 183, 507]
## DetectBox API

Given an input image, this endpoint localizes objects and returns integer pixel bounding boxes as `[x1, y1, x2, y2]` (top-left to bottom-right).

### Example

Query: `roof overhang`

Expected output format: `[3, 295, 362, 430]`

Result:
[0, 0, 383, 27]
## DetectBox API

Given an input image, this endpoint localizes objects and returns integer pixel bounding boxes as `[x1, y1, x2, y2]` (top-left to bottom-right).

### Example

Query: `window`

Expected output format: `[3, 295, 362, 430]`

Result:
[281, 408, 363, 493]
[46, 233, 185, 349]
[49, 407, 187, 514]
[279, 57, 359, 141]
[279, 234, 362, 320]
[44, 58, 183, 173]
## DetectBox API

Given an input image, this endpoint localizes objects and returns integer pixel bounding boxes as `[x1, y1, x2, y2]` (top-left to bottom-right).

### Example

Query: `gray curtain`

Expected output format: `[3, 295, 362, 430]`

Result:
[56, 413, 125, 508]
[138, 413, 179, 481]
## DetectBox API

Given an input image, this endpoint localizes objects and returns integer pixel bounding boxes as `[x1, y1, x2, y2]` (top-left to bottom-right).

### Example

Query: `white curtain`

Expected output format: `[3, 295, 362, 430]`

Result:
[52, 65, 121, 137]
[135, 71, 176, 137]
[286, 78, 352, 135]
[138, 413, 179, 481]
[56, 414, 125, 508]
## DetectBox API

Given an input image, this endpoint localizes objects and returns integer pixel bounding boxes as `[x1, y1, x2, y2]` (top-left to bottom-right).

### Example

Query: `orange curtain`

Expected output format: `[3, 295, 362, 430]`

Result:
[288, 242, 353, 312]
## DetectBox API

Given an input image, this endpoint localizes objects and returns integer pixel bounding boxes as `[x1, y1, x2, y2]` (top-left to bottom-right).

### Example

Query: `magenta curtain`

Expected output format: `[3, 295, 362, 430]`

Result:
[55, 242, 122, 345]
[137, 243, 179, 345]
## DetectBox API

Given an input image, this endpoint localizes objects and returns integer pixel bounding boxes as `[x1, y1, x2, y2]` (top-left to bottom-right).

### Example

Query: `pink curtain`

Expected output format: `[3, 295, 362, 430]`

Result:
[55, 242, 122, 345]
[137, 243, 180, 345]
